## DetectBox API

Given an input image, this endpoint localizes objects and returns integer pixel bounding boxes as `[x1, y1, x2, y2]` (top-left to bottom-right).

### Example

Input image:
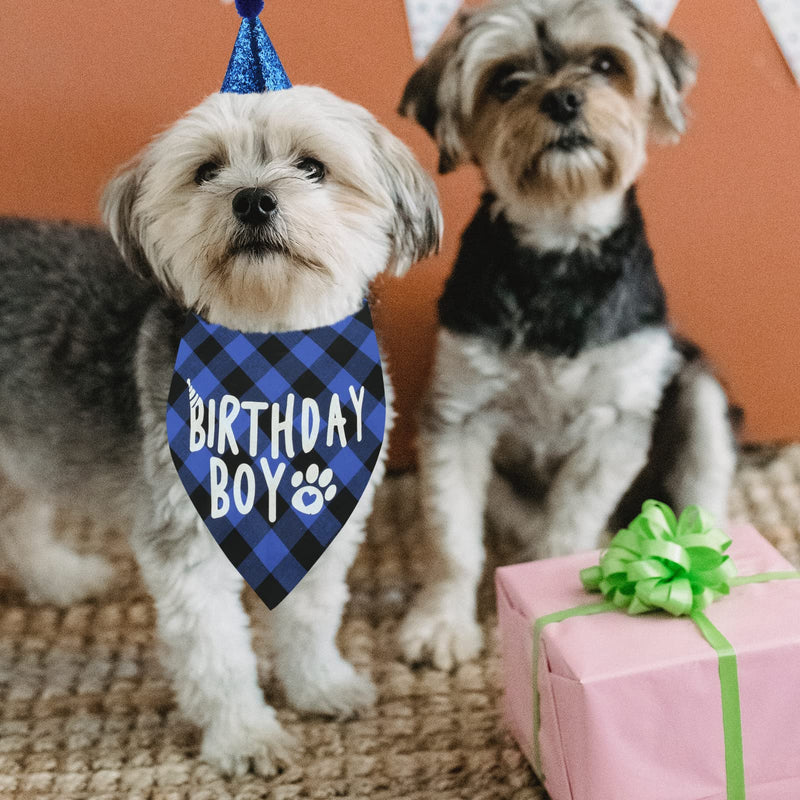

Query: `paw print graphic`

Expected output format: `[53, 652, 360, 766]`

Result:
[290, 464, 337, 516]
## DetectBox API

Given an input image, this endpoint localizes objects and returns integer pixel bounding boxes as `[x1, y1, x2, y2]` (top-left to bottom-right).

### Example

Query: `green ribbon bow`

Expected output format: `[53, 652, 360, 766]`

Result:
[579, 500, 738, 616]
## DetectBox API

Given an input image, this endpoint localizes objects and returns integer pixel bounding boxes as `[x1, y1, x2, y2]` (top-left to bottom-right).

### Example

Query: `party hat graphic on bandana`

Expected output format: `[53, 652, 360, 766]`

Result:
[166, 1, 387, 609]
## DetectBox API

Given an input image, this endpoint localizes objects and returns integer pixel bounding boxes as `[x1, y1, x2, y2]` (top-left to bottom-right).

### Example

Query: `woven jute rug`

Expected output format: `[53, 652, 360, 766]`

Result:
[1, 445, 799, 800]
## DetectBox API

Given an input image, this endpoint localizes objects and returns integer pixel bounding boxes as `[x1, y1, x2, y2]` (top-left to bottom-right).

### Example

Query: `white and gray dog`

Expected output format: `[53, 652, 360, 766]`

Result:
[0, 87, 441, 774]
[397, 0, 737, 670]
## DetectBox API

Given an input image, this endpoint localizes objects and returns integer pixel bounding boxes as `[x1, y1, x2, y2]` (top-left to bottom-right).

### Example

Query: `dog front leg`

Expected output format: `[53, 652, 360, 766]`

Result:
[539, 413, 654, 557]
[663, 362, 736, 524]
[131, 504, 295, 777]
[399, 410, 500, 671]
[270, 490, 376, 718]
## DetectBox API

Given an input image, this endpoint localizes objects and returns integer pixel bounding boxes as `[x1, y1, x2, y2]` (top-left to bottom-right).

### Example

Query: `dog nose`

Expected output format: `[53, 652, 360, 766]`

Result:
[232, 188, 278, 226]
[540, 88, 583, 124]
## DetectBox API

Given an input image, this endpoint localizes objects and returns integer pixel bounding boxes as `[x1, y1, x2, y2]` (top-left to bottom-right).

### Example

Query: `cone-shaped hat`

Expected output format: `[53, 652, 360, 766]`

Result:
[221, 0, 292, 93]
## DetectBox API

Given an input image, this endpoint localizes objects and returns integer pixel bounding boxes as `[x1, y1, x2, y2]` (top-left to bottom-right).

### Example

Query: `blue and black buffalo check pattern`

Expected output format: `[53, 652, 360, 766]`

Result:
[167, 302, 386, 609]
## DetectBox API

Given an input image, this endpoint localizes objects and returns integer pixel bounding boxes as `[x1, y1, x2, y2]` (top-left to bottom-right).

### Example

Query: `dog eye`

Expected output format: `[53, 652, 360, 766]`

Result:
[495, 78, 527, 102]
[488, 66, 527, 102]
[194, 161, 222, 185]
[296, 157, 326, 182]
[591, 49, 624, 77]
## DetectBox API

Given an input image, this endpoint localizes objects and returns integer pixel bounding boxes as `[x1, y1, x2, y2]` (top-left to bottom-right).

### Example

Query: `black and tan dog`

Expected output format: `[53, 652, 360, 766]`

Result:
[398, 0, 737, 670]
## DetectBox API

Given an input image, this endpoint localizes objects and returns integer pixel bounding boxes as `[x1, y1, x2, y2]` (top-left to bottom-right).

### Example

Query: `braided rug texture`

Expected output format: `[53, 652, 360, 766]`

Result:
[0, 445, 798, 800]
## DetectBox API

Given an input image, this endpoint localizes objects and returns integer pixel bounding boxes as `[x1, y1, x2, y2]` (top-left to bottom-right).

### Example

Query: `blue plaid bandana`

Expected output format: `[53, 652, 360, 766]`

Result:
[166, 303, 386, 608]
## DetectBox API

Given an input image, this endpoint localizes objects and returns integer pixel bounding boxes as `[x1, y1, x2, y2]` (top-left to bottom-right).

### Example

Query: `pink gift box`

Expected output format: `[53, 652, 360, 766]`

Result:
[495, 525, 800, 800]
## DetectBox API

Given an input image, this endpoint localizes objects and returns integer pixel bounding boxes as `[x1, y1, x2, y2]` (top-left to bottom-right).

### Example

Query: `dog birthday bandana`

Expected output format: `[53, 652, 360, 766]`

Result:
[167, 303, 386, 608]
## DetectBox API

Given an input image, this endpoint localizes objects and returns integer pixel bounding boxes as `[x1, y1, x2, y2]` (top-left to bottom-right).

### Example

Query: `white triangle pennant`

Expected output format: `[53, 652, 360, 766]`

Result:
[404, 0, 463, 60]
[631, 0, 799, 84]
[629, 0, 681, 26]
[756, 0, 800, 83]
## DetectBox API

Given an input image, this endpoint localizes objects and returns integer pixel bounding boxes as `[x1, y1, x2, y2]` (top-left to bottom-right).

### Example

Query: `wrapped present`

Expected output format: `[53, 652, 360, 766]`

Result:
[496, 504, 800, 800]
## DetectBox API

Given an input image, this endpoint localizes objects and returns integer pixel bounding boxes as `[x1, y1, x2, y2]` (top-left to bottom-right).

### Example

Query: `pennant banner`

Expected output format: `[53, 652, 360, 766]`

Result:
[632, 0, 800, 83]
[404, 0, 462, 60]
[756, 0, 800, 82]
[631, 0, 680, 26]
[400, 0, 800, 81]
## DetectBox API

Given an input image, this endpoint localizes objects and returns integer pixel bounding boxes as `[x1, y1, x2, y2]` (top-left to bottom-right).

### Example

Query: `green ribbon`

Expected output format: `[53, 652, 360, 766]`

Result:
[579, 500, 737, 616]
[528, 501, 800, 800]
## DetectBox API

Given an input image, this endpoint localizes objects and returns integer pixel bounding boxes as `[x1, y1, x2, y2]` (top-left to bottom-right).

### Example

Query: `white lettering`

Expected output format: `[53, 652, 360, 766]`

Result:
[241, 401, 269, 457]
[271, 393, 296, 459]
[217, 395, 240, 455]
[348, 385, 365, 442]
[326, 393, 347, 447]
[232, 463, 255, 514]
[207, 398, 216, 450]
[301, 398, 320, 453]
[210, 457, 230, 519]
[258, 458, 287, 523]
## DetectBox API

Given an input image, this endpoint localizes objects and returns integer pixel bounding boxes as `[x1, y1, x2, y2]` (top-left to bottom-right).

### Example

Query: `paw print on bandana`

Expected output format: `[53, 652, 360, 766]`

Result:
[290, 464, 337, 516]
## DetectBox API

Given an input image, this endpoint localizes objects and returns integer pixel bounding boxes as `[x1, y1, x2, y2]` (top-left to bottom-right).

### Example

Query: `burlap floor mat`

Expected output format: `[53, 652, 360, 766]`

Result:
[1, 444, 798, 800]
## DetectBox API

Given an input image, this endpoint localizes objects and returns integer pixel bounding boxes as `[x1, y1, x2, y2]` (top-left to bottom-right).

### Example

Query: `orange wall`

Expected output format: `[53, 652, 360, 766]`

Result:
[1, 0, 798, 469]
[641, 0, 800, 453]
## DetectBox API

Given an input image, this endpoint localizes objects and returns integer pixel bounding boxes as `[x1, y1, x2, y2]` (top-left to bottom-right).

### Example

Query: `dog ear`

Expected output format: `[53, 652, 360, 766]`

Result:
[101, 160, 154, 283]
[369, 122, 444, 276]
[647, 27, 698, 141]
[399, 11, 472, 174]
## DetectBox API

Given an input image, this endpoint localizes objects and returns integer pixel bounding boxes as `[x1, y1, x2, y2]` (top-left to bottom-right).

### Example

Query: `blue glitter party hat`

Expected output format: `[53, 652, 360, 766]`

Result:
[221, 0, 292, 93]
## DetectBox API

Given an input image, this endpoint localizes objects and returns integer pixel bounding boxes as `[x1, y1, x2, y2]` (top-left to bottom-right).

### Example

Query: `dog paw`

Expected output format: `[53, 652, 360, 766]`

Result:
[26, 551, 114, 607]
[282, 655, 376, 718]
[201, 705, 296, 778]
[399, 598, 483, 671]
[290, 464, 336, 516]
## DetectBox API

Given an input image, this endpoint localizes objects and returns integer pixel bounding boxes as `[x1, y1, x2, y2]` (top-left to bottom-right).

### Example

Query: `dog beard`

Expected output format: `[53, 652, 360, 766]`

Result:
[481, 86, 646, 204]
